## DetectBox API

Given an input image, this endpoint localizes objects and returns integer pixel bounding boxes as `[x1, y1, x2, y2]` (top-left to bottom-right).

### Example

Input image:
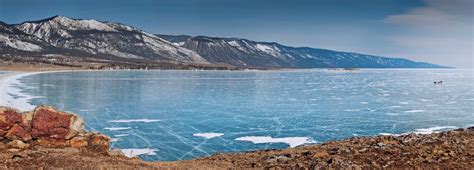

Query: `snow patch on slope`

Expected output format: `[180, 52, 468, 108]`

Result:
[0, 35, 42, 52]
[255, 44, 280, 56]
[52, 16, 117, 32]
[227, 40, 240, 47]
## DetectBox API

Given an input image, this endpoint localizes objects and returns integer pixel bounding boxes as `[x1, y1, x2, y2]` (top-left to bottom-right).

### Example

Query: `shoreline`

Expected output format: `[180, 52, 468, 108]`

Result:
[0, 71, 54, 111]
[0, 59, 461, 73]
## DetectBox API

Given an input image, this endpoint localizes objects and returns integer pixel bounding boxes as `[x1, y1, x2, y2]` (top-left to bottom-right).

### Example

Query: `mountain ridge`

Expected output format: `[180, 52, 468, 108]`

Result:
[0, 16, 448, 69]
[158, 34, 444, 68]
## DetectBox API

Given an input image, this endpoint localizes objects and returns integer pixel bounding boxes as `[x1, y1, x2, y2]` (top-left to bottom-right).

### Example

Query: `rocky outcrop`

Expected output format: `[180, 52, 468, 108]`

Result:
[0, 106, 109, 153]
[175, 127, 474, 168]
[30, 106, 84, 140]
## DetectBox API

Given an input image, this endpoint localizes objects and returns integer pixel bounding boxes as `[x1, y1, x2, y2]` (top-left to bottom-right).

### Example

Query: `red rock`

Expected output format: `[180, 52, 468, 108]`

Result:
[31, 106, 84, 140]
[35, 138, 70, 148]
[88, 134, 110, 153]
[70, 136, 89, 148]
[0, 107, 22, 135]
[5, 124, 32, 141]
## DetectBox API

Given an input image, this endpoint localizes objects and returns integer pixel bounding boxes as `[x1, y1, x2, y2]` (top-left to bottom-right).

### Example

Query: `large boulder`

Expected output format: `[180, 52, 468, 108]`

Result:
[0, 105, 112, 153]
[0, 107, 22, 135]
[30, 106, 85, 140]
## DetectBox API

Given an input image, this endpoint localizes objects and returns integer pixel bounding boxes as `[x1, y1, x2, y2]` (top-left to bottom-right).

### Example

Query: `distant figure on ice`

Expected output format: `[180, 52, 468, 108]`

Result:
[434, 81, 443, 84]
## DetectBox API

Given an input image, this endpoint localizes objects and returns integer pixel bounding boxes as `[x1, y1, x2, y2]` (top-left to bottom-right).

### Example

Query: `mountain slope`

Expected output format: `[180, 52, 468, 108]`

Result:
[0, 16, 446, 69]
[158, 35, 445, 68]
[14, 16, 207, 63]
[0, 21, 51, 53]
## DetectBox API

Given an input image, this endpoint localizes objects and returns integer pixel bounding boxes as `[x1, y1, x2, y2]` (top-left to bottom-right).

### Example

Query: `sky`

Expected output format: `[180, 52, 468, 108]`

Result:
[0, 0, 472, 68]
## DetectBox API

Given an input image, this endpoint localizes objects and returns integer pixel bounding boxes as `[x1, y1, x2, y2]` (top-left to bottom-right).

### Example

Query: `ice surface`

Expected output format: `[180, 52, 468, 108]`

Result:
[3, 69, 473, 161]
[109, 119, 161, 123]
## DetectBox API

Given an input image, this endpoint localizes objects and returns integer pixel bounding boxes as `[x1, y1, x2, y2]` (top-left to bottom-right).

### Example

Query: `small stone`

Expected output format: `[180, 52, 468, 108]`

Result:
[0, 142, 7, 150]
[302, 150, 312, 156]
[108, 149, 126, 157]
[7, 140, 29, 149]
[88, 134, 110, 153]
[12, 152, 28, 161]
[276, 155, 290, 163]
[313, 150, 329, 158]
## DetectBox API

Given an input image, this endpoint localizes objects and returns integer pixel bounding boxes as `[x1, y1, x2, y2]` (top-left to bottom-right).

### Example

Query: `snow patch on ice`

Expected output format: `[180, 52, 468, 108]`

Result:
[404, 110, 425, 113]
[235, 136, 315, 148]
[121, 149, 158, 158]
[414, 126, 458, 134]
[380, 133, 400, 136]
[193, 132, 224, 139]
[104, 127, 130, 131]
[380, 126, 458, 136]
[114, 134, 130, 137]
[344, 109, 361, 112]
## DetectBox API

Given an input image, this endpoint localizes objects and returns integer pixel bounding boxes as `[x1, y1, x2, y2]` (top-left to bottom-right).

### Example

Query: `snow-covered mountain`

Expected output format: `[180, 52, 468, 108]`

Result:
[158, 35, 444, 68]
[13, 16, 207, 63]
[1, 16, 445, 68]
[0, 21, 50, 52]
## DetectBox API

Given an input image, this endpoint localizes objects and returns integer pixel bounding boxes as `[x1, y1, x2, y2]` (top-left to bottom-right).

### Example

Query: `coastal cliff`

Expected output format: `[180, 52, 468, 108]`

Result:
[0, 106, 472, 168]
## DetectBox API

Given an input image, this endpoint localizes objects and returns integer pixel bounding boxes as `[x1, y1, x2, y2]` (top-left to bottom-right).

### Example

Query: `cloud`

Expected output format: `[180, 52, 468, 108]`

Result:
[383, 0, 473, 68]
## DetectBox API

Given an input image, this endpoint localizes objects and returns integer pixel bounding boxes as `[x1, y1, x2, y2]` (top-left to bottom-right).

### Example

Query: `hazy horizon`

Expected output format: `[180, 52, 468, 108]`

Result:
[1, 0, 472, 68]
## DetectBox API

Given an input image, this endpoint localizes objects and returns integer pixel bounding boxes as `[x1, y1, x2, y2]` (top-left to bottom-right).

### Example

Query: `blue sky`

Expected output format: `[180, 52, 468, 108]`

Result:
[0, 0, 472, 67]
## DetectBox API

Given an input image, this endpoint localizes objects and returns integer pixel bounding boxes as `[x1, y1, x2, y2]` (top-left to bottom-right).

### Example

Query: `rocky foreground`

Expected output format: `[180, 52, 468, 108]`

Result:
[0, 106, 472, 169]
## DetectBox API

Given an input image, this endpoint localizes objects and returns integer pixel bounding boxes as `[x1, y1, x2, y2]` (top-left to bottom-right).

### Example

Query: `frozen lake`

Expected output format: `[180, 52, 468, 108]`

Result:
[2, 69, 473, 161]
